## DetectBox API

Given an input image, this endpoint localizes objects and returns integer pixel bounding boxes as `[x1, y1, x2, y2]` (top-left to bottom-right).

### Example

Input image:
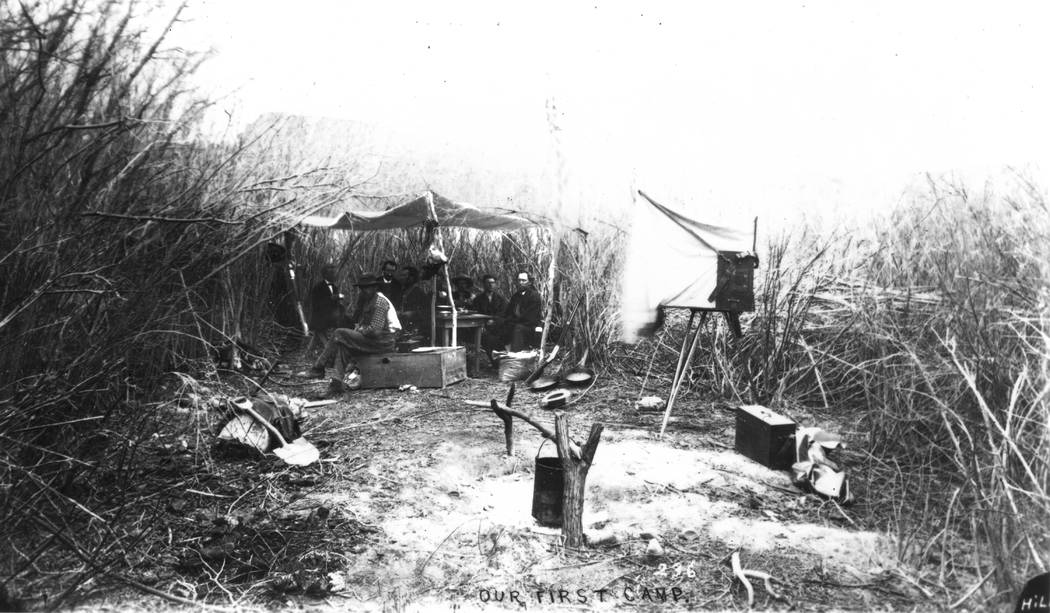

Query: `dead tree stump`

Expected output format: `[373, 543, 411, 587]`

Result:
[554, 413, 603, 549]
[483, 392, 603, 548]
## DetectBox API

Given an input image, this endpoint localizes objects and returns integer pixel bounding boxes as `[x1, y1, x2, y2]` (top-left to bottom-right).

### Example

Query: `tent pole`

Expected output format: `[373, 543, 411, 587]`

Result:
[660, 310, 707, 436]
[444, 269, 458, 346]
[537, 230, 560, 363]
[426, 192, 438, 346]
[430, 275, 437, 346]
[427, 191, 457, 346]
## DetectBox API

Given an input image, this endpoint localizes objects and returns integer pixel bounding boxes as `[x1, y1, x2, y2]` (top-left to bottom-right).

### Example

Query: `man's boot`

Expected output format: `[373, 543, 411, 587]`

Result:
[326, 378, 347, 398]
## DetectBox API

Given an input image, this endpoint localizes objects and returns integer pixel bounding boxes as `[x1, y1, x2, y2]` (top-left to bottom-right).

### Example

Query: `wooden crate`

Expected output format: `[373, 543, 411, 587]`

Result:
[734, 405, 796, 470]
[357, 347, 466, 389]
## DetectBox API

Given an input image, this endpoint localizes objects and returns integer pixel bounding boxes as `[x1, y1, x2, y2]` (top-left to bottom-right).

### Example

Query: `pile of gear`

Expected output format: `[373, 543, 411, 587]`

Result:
[216, 395, 320, 466]
[791, 427, 852, 504]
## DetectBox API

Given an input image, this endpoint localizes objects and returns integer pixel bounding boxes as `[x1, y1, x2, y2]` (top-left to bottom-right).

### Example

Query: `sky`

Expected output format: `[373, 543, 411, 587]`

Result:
[161, 1, 1050, 226]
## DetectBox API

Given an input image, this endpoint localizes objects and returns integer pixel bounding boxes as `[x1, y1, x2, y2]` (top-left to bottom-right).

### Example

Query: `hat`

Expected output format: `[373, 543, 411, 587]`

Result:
[353, 273, 381, 287]
[452, 275, 474, 286]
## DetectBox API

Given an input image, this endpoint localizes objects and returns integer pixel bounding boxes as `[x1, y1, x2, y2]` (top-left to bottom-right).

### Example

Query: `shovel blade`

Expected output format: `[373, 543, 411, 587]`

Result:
[272, 438, 319, 466]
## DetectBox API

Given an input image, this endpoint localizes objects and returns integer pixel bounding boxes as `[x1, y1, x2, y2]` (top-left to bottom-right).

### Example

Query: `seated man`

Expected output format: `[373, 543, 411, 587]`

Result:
[450, 275, 477, 308]
[502, 271, 542, 351]
[397, 265, 430, 336]
[307, 273, 401, 395]
[473, 274, 507, 317]
[307, 264, 343, 351]
[348, 260, 399, 326]
[473, 274, 508, 360]
[376, 259, 403, 307]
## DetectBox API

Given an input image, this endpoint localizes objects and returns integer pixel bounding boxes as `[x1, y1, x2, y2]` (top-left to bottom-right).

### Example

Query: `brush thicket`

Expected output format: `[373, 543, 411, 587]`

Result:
[0, 2, 357, 603]
[644, 178, 1049, 608]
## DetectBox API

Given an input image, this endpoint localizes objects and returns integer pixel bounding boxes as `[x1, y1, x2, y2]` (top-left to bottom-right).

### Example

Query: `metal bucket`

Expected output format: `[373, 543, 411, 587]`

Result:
[531, 440, 563, 527]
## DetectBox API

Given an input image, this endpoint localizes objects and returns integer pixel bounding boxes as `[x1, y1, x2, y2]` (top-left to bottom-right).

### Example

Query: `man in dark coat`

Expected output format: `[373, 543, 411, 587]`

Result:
[503, 271, 542, 351]
[376, 259, 403, 308]
[473, 274, 507, 317]
[450, 275, 477, 309]
[474, 274, 509, 361]
[307, 264, 343, 349]
[397, 265, 430, 336]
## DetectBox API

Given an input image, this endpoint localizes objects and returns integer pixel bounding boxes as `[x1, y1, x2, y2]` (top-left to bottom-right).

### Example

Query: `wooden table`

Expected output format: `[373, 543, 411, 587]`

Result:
[436, 312, 493, 376]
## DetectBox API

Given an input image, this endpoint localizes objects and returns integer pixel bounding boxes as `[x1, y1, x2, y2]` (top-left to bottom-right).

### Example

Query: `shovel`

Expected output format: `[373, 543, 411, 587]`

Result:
[523, 344, 560, 386]
[241, 404, 320, 466]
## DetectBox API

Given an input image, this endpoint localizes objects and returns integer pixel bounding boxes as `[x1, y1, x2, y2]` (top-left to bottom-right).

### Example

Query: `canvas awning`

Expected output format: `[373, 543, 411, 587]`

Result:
[299, 191, 546, 232]
[294, 190, 551, 349]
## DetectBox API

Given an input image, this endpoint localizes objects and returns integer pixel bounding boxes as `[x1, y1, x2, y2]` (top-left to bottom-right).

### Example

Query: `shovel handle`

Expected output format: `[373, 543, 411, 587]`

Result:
[524, 345, 560, 385]
[241, 404, 290, 448]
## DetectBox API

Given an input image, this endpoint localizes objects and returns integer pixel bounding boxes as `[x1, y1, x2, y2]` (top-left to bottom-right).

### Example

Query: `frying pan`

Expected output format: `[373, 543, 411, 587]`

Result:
[529, 376, 558, 393]
[563, 348, 595, 387]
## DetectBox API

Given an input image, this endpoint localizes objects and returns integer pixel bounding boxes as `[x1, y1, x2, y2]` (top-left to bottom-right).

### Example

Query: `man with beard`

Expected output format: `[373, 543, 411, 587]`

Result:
[502, 271, 542, 351]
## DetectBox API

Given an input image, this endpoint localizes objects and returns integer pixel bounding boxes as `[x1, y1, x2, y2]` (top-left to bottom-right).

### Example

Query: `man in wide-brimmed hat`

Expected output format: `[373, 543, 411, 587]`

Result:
[306, 273, 401, 395]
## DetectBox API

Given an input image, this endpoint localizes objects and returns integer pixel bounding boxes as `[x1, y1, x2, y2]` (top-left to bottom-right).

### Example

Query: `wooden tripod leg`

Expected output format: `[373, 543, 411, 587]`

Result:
[660, 311, 707, 436]
[667, 310, 697, 395]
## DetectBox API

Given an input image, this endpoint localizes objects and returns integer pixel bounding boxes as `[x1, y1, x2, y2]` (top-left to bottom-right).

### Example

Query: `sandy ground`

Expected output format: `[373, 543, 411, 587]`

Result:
[70, 361, 928, 612]
[279, 369, 914, 612]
